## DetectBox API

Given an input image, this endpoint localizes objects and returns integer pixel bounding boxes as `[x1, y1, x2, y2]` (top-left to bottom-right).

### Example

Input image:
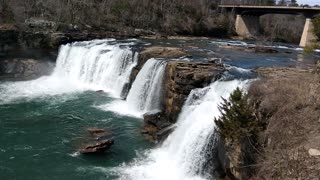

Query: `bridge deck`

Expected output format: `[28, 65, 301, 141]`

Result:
[219, 5, 320, 10]
[219, 5, 320, 16]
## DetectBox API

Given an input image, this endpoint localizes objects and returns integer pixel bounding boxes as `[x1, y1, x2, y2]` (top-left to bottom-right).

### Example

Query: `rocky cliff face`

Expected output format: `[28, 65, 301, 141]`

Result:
[139, 46, 225, 141]
[163, 61, 224, 123]
[123, 46, 189, 98]
[0, 58, 55, 80]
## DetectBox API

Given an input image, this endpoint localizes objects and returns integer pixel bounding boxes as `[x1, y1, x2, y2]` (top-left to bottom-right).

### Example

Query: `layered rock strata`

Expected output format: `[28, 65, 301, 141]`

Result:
[138, 47, 225, 141]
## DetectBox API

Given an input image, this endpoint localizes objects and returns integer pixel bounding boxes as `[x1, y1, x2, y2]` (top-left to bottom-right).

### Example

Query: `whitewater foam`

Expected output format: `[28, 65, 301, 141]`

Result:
[116, 79, 251, 180]
[0, 40, 138, 104]
[100, 59, 167, 118]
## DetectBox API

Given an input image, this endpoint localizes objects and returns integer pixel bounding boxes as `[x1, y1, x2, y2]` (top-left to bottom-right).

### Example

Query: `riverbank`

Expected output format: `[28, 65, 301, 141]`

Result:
[251, 66, 320, 179]
[217, 64, 320, 179]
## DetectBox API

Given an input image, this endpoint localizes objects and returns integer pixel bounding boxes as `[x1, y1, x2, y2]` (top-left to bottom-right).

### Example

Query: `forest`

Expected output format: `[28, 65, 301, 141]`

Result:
[0, 0, 319, 43]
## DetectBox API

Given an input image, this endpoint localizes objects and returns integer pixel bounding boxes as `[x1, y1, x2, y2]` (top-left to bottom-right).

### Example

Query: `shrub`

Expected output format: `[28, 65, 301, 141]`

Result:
[215, 87, 261, 143]
[312, 15, 320, 39]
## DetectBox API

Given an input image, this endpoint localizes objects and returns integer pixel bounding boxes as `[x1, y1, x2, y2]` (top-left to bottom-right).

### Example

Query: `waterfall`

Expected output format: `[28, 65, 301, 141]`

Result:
[0, 40, 138, 103]
[53, 40, 138, 97]
[101, 58, 167, 117]
[117, 79, 250, 180]
[126, 59, 166, 113]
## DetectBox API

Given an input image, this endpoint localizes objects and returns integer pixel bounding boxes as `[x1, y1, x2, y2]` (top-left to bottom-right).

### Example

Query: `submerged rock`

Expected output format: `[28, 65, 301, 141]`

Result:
[219, 45, 278, 54]
[87, 128, 106, 134]
[80, 139, 114, 154]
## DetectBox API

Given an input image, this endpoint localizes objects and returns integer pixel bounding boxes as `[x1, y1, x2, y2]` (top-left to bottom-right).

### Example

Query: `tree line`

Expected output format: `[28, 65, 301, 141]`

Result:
[0, 0, 318, 42]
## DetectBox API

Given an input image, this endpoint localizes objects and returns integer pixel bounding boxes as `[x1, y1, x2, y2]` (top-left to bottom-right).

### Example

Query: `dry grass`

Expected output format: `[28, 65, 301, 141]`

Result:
[248, 68, 320, 179]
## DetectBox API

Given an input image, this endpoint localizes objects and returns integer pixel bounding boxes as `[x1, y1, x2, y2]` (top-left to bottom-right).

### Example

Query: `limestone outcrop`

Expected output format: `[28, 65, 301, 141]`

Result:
[142, 59, 224, 141]
[124, 46, 188, 98]
[129, 46, 188, 84]
[163, 61, 224, 122]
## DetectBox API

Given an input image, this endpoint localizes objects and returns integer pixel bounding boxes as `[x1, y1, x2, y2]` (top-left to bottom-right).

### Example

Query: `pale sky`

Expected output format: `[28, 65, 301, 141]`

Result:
[297, 0, 319, 5]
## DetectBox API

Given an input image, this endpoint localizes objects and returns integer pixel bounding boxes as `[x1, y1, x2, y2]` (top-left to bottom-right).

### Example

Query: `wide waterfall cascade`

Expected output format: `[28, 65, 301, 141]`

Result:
[53, 40, 138, 97]
[100, 58, 167, 117]
[117, 79, 251, 180]
[0, 40, 138, 103]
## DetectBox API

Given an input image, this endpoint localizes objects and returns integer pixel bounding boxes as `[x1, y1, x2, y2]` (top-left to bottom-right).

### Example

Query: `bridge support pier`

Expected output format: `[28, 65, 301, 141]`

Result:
[235, 15, 260, 39]
[299, 18, 317, 47]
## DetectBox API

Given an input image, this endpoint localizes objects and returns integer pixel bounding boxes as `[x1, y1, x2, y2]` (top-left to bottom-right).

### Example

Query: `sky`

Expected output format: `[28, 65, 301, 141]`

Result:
[297, 0, 319, 5]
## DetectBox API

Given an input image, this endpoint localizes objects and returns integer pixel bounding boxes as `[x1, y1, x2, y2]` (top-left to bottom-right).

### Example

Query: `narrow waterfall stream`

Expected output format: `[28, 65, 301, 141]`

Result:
[126, 59, 166, 113]
[117, 80, 251, 180]
[101, 58, 167, 117]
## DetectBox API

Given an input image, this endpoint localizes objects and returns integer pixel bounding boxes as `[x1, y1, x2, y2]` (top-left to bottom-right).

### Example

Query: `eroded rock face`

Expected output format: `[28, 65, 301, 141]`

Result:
[129, 46, 188, 85]
[142, 60, 224, 142]
[163, 61, 224, 123]
[0, 58, 55, 80]
[125, 46, 188, 99]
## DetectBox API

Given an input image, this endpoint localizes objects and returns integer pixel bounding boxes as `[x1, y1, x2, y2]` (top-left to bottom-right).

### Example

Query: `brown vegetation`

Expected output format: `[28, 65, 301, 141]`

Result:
[260, 14, 305, 43]
[0, 0, 314, 42]
[0, 0, 232, 37]
[248, 67, 320, 179]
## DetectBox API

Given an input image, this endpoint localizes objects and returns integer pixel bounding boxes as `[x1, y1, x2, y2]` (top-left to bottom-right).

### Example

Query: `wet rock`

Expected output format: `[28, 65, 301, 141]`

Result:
[95, 90, 105, 93]
[254, 46, 278, 53]
[87, 128, 106, 134]
[208, 57, 222, 64]
[219, 45, 278, 54]
[156, 125, 176, 142]
[87, 128, 112, 139]
[142, 112, 172, 142]
[80, 139, 114, 154]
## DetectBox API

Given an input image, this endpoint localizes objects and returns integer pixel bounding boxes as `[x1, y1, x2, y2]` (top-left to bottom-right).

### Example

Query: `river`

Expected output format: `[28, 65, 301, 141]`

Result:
[0, 38, 318, 180]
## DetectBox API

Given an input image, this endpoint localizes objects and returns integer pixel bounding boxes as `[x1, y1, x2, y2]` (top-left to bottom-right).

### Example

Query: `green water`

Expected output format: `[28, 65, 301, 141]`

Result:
[0, 90, 152, 180]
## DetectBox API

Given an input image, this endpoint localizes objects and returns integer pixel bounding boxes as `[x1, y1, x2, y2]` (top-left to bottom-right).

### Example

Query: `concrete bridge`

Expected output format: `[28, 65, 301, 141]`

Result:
[219, 5, 320, 47]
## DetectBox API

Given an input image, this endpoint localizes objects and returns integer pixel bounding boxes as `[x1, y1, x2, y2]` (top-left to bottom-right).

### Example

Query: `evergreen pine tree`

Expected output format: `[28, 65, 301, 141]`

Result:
[215, 88, 260, 142]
